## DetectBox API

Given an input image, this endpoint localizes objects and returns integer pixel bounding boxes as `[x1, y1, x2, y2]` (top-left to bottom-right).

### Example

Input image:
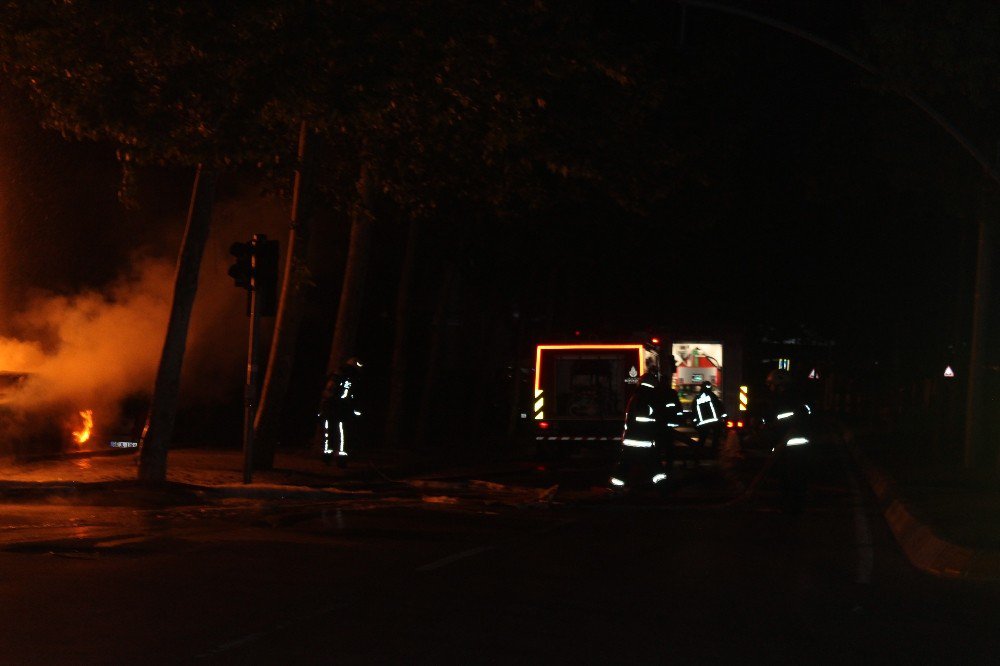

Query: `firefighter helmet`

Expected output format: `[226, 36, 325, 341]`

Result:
[341, 357, 364, 374]
[638, 370, 659, 387]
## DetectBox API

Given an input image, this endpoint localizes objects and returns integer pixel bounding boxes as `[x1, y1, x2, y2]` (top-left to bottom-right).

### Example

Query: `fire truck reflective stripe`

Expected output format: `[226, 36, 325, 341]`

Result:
[641, 382, 655, 388]
[610, 477, 625, 487]
[533, 388, 545, 420]
[665, 402, 677, 408]
[623, 438, 655, 448]
[804, 404, 812, 414]
[652, 473, 668, 484]
[636, 416, 655, 422]
[776, 411, 794, 420]
[787, 436, 809, 446]
[739, 386, 749, 411]
[338, 421, 346, 454]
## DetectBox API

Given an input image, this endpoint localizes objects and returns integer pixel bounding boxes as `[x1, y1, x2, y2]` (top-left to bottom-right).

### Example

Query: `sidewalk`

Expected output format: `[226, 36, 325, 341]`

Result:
[849, 425, 1000, 582]
[0, 444, 531, 505]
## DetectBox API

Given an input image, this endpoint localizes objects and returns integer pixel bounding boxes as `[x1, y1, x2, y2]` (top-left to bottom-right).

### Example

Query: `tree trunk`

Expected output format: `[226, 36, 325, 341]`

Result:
[966, 214, 990, 470]
[414, 263, 457, 450]
[384, 219, 421, 450]
[254, 121, 315, 469]
[326, 162, 376, 376]
[138, 165, 217, 483]
[506, 306, 526, 437]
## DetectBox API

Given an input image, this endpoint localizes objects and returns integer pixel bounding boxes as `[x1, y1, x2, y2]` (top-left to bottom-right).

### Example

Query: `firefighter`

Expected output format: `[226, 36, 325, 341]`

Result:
[320, 357, 364, 468]
[610, 359, 683, 490]
[759, 368, 814, 512]
[692, 381, 725, 449]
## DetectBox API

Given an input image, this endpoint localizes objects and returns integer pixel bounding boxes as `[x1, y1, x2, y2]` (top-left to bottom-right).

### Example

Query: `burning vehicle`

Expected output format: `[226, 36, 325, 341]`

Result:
[0, 372, 145, 459]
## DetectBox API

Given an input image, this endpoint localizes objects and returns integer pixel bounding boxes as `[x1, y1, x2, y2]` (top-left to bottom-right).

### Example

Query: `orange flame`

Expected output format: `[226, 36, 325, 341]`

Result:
[72, 409, 94, 445]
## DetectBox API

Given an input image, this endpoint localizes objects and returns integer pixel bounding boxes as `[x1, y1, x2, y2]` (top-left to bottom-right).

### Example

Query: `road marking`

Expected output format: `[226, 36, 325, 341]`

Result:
[416, 545, 495, 572]
[196, 602, 350, 659]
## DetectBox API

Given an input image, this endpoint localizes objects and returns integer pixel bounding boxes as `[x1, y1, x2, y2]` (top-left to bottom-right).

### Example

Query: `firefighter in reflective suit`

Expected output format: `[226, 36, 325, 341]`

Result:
[320, 357, 363, 467]
[610, 362, 684, 492]
[692, 381, 726, 449]
[759, 368, 813, 512]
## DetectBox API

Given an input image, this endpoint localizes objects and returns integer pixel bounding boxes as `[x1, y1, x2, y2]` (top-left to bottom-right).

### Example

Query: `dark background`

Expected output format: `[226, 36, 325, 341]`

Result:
[0, 0, 993, 449]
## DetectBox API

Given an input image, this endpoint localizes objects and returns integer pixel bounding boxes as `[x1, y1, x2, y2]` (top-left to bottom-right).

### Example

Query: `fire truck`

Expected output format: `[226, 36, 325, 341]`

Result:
[526, 336, 748, 455]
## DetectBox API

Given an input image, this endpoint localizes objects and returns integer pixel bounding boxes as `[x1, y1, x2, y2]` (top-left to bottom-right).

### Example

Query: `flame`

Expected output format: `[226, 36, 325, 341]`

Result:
[72, 409, 94, 445]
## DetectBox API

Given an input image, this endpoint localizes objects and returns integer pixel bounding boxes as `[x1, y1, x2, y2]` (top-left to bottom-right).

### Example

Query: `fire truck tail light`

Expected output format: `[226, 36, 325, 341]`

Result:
[538, 421, 550, 430]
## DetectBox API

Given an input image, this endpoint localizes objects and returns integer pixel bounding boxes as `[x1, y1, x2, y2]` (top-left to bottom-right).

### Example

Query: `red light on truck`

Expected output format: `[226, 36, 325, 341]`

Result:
[726, 420, 734, 429]
[539, 421, 550, 429]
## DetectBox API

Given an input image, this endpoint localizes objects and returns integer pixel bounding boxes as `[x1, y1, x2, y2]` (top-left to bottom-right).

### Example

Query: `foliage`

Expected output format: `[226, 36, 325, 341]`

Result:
[863, 0, 1000, 148]
[0, 1, 686, 219]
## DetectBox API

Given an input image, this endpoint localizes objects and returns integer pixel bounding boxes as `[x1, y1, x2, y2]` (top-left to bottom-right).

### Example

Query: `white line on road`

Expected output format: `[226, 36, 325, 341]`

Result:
[416, 545, 495, 572]
[196, 602, 350, 659]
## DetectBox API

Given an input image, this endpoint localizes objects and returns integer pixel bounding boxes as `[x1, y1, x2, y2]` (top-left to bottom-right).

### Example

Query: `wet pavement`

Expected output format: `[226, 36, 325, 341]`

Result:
[1, 428, 999, 663]
[2, 423, 1000, 582]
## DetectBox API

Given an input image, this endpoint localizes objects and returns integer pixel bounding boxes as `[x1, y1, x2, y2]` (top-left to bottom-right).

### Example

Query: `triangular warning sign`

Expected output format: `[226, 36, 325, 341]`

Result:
[808, 368, 819, 380]
[944, 365, 955, 378]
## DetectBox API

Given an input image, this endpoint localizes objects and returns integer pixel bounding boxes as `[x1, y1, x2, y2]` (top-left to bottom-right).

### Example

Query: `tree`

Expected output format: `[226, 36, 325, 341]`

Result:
[0, 2, 303, 481]
[1, 1, 695, 470]
[252, 121, 317, 469]
[864, 0, 1000, 470]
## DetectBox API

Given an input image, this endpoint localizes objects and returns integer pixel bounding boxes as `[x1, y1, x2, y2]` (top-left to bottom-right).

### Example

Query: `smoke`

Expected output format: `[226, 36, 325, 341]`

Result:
[0, 187, 291, 449]
[0, 255, 172, 433]
[0, 84, 293, 449]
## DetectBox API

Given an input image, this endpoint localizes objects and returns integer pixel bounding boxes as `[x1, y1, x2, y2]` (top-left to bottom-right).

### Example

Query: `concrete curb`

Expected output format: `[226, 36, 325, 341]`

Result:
[854, 448, 1000, 582]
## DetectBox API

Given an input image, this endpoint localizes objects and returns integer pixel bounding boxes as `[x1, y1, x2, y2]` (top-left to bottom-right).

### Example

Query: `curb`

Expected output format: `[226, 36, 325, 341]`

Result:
[854, 448, 1000, 582]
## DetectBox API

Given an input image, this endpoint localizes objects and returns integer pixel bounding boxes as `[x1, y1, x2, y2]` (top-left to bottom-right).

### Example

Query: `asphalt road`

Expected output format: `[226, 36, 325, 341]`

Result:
[1, 433, 999, 664]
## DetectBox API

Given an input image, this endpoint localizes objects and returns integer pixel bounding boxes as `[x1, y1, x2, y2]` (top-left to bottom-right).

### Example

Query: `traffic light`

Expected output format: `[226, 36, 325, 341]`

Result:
[228, 242, 253, 289]
[228, 235, 280, 317]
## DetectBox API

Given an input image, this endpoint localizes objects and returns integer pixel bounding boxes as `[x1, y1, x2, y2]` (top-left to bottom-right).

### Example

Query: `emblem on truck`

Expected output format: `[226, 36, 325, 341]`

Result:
[625, 366, 639, 384]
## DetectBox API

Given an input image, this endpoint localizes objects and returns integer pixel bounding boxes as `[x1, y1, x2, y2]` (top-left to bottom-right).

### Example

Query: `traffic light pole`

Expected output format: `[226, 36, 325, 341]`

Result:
[229, 232, 278, 483]
[243, 254, 262, 484]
